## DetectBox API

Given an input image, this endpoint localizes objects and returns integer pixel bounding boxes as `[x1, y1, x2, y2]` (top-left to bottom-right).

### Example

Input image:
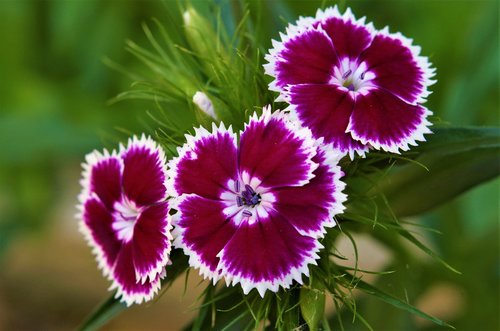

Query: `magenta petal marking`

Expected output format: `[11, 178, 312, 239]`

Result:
[173, 127, 238, 199]
[320, 15, 374, 59]
[239, 110, 317, 188]
[360, 33, 425, 104]
[83, 198, 121, 273]
[348, 88, 428, 152]
[122, 138, 167, 207]
[131, 202, 171, 283]
[288, 84, 367, 157]
[273, 29, 338, 89]
[89, 157, 122, 210]
[112, 242, 162, 306]
[174, 195, 238, 280]
[274, 149, 343, 237]
[218, 213, 319, 297]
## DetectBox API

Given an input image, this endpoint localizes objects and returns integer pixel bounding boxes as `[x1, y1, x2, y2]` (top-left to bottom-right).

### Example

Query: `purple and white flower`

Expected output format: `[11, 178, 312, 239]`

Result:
[78, 135, 172, 306]
[168, 107, 346, 297]
[264, 6, 435, 158]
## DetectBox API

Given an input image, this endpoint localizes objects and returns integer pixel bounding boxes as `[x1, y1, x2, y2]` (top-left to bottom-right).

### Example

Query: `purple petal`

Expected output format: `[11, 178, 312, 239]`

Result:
[274, 147, 346, 237]
[266, 28, 337, 91]
[348, 88, 432, 153]
[217, 212, 321, 297]
[81, 198, 121, 277]
[111, 242, 163, 306]
[239, 108, 318, 188]
[173, 194, 238, 281]
[168, 124, 238, 199]
[288, 84, 368, 158]
[319, 10, 375, 60]
[83, 152, 122, 211]
[360, 31, 433, 104]
[122, 135, 167, 207]
[131, 202, 171, 284]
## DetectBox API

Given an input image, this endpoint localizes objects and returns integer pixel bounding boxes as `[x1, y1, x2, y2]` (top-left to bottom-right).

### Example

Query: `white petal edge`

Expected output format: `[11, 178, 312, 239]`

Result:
[76, 135, 172, 306]
[264, 5, 377, 100]
[373, 26, 436, 104]
[216, 238, 323, 298]
[166, 122, 237, 198]
[170, 194, 226, 285]
[119, 133, 169, 203]
[119, 134, 172, 284]
[347, 107, 434, 154]
[110, 269, 166, 307]
[76, 147, 122, 281]
[287, 143, 348, 239]
[241, 105, 319, 187]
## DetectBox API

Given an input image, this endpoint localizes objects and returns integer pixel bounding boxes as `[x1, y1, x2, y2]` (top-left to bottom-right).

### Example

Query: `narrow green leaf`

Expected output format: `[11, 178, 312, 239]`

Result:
[78, 296, 127, 331]
[398, 230, 461, 274]
[343, 272, 455, 329]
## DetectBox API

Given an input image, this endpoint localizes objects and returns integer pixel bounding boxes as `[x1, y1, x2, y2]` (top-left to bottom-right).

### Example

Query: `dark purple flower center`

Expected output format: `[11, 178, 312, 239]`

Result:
[236, 184, 262, 207]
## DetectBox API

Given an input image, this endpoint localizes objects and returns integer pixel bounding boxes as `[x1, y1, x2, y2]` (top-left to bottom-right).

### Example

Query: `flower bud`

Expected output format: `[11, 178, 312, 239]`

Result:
[193, 91, 217, 120]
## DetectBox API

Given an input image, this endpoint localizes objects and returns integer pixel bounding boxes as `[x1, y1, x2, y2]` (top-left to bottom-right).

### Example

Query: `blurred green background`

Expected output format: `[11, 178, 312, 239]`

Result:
[0, 0, 498, 330]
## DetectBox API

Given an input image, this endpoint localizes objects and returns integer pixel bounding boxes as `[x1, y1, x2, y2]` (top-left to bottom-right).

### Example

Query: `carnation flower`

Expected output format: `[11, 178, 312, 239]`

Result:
[264, 6, 435, 158]
[77, 135, 172, 306]
[168, 107, 346, 297]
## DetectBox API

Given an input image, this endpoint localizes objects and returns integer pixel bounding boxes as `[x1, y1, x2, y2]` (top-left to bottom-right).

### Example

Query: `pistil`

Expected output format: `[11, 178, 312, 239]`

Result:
[234, 182, 262, 208]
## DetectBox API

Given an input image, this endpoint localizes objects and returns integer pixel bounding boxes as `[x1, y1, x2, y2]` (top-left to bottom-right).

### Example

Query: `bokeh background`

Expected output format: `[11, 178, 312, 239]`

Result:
[0, 0, 498, 330]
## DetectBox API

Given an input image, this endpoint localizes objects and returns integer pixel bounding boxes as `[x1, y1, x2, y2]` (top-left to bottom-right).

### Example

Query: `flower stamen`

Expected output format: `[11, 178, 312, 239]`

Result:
[241, 184, 261, 207]
[242, 210, 252, 217]
[342, 69, 352, 79]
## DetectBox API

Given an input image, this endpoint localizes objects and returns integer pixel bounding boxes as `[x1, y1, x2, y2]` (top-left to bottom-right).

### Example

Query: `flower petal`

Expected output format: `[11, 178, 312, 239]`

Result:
[217, 212, 321, 297]
[360, 29, 435, 104]
[131, 202, 172, 284]
[239, 107, 318, 188]
[121, 135, 168, 206]
[173, 194, 238, 282]
[347, 88, 432, 153]
[80, 150, 122, 211]
[168, 123, 238, 199]
[273, 147, 346, 237]
[287, 84, 368, 158]
[264, 28, 337, 92]
[80, 198, 121, 278]
[318, 7, 375, 60]
[110, 242, 163, 306]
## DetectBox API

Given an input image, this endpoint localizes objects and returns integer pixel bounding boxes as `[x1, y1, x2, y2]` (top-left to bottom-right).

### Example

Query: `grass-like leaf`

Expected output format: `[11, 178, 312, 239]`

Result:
[342, 271, 455, 329]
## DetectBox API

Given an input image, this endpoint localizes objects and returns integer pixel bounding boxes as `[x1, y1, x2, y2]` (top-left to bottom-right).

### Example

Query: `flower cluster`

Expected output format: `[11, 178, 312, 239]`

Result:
[77, 6, 434, 305]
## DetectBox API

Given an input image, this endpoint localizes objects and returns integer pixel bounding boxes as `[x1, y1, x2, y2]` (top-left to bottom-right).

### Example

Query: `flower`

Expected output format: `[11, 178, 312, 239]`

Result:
[264, 6, 435, 158]
[77, 135, 172, 306]
[168, 107, 346, 297]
